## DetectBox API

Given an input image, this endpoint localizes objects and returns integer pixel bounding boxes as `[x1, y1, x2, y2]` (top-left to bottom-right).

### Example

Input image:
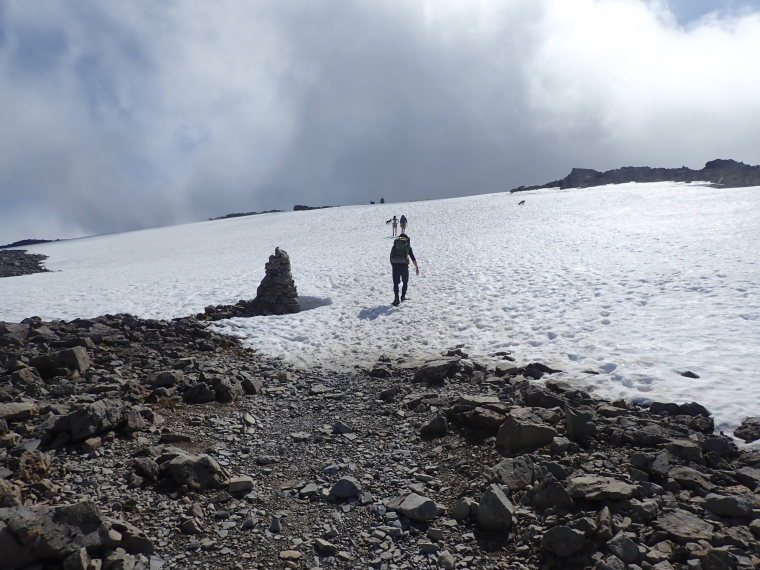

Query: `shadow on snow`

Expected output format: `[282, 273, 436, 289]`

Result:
[357, 305, 396, 320]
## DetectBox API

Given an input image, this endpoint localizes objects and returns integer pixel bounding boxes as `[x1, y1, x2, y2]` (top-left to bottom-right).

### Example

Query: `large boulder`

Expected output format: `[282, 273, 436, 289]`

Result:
[32, 346, 91, 379]
[542, 525, 586, 557]
[162, 450, 229, 490]
[0, 501, 127, 568]
[496, 415, 556, 453]
[703, 493, 756, 518]
[654, 509, 714, 543]
[491, 457, 534, 492]
[413, 358, 460, 385]
[734, 417, 760, 443]
[51, 399, 125, 442]
[476, 484, 514, 532]
[398, 493, 438, 522]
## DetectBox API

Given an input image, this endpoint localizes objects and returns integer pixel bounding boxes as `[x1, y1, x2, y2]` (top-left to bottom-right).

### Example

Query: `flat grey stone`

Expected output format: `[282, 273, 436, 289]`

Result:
[567, 475, 637, 501]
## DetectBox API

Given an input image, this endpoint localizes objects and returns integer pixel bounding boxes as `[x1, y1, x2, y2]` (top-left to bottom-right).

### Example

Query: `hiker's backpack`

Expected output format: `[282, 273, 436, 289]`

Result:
[391, 236, 410, 261]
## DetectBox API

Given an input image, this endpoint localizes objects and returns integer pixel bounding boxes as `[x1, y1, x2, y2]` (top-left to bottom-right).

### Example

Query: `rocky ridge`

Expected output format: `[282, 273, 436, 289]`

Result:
[510, 159, 760, 192]
[1, 310, 759, 570]
[0, 250, 49, 278]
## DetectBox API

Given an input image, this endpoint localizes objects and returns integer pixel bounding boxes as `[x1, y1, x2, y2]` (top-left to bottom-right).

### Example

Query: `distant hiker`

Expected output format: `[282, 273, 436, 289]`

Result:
[399, 214, 407, 233]
[518, 200, 525, 206]
[389, 233, 419, 306]
[386, 215, 398, 237]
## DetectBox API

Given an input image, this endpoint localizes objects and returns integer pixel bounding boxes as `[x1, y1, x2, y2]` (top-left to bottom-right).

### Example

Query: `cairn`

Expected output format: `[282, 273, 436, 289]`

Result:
[252, 247, 300, 315]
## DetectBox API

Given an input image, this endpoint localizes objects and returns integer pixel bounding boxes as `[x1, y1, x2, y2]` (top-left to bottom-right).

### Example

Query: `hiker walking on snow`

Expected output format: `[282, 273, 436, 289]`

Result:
[390, 233, 419, 306]
[399, 214, 407, 233]
[386, 215, 398, 237]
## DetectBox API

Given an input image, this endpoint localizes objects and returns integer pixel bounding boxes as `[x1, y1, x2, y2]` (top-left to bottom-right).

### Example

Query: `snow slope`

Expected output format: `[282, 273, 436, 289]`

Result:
[1, 182, 758, 437]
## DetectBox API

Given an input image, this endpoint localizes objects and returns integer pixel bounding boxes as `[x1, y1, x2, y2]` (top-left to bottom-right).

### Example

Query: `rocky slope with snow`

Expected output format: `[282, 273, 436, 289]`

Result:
[1, 310, 759, 570]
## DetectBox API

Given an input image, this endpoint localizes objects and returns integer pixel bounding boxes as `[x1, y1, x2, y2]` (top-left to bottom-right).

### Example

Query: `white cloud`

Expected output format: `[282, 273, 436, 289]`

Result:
[1, 0, 759, 244]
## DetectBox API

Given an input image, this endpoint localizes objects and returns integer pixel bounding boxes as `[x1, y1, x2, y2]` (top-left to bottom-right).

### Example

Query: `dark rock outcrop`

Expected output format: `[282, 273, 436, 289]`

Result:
[0, 250, 49, 278]
[511, 158, 760, 192]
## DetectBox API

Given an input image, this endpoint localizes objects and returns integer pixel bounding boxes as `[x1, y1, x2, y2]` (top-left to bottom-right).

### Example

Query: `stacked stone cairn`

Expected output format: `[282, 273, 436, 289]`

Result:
[252, 247, 300, 315]
[200, 247, 300, 320]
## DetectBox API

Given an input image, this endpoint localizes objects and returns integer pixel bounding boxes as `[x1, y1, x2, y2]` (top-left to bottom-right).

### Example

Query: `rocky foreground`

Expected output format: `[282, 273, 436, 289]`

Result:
[1, 310, 759, 570]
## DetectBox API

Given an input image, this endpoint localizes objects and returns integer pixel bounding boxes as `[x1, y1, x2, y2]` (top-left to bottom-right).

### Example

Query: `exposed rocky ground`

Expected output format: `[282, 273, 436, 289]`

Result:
[510, 159, 760, 192]
[0, 251, 49, 278]
[1, 307, 759, 570]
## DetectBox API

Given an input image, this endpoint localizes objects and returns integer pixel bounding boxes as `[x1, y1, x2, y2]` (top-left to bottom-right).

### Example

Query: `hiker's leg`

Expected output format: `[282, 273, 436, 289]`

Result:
[400, 265, 410, 299]
[392, 265, 402, 299]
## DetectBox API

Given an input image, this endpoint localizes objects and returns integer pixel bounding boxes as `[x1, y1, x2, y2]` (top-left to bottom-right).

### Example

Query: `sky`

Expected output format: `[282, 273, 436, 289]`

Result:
[1, 181, 758, 443]
[1, 0, 760, 244]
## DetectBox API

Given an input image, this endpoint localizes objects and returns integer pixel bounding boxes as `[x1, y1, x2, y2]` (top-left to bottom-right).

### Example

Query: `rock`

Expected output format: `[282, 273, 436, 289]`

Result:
[147, 370, 184, 388]
[697, 546, 753, 570]
[542, 525, 585, 557]
[0, 480, 22, 507]
[650, 401, 710, 417]
[228, 476, 255, 494]
[564, 404, 597, 443]
[595, 555, 626, 570]
[607, 531, 641, 563]
[0, 501, 118, 566]
[314, 538, 338, 556]
[438, 550, 455, 569]
[32, 346, 91, 379]
[734, 466, 760, 490]
[398, 493, 438, 522]
[252, 248, 300, 315]
[476, 484, 513, 532]
[495, 415, 556, 453]
[0, 402, 38, 422]
[668, 465, 713, 494]
[214, 378, 243, 403]
[459, 407, 507, 433]
[133, 458, 160, 481]
[566, 475, 637, 501]
[163, 452, 229, 489]
[450, 394, 500, 409]
[451, 497, 477, 521]
[703, 493, 756, 518]
[182, 383, 216, 404]
[491, 456, 534, 492]
[654, 509, 714, 543]
[506, 362, 561, 380]
[666, 439, 704, 463]
[62, 546, 91, 570]
[179, 519, 203, 535]
[734, 417, 760, 443]
[413, 358, 460, 385]
[512, 159, 760, 192]
[51, 399, 125, 442]
[111, 519, 154, 555]
[329, 476, 362, 498]
[523, 384, 565, 408]
[531, 474, 574, 511]
[103, 548, 136, 570]
[0, 322, 31, 344]
[420, 414, 448, 439]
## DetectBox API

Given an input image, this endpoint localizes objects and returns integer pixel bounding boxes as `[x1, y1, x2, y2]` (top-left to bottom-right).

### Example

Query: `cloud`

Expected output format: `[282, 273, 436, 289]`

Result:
[1, 0, 759, 243]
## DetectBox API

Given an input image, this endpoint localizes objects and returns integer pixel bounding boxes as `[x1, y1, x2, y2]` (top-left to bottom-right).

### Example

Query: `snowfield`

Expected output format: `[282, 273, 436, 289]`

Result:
[1, 181, 758, 438]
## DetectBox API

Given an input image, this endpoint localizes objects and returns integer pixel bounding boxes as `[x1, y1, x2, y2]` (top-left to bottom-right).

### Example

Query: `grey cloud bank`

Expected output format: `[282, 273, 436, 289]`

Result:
[1, 0, 759, 244]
